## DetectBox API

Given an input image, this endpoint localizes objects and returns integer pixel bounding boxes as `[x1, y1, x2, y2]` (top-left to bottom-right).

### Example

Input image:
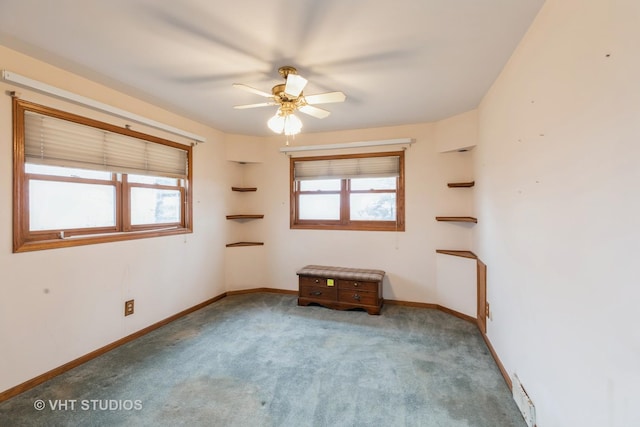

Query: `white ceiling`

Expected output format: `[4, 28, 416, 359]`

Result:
[0, 0, 544, 137]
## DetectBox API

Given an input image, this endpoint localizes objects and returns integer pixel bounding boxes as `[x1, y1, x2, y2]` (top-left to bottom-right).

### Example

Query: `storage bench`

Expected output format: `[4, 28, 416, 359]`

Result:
[296, 265, 385, 315]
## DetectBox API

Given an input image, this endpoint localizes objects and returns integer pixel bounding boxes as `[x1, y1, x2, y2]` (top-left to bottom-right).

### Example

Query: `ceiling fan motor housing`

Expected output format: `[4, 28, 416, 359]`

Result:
[272, 83, 302, 105]
[233, 65, 344, 121]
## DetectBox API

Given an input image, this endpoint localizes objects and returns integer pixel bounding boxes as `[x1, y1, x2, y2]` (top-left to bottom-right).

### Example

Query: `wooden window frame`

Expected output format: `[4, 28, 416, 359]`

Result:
[123, 175, 186, 232]
[290, 151, 405, 231]
[13, 97, 193, 253]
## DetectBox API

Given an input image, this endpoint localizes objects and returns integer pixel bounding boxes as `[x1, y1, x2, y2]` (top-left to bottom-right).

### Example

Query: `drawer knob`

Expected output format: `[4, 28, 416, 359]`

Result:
[314, 279, 320, 283]
[353, 294, 361, 301]
[354, 282, 359, 287]
[311, 291, 322, 296]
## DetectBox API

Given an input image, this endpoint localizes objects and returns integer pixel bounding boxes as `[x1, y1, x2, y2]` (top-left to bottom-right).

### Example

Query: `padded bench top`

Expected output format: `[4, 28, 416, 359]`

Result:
[296, 265, 385, 282]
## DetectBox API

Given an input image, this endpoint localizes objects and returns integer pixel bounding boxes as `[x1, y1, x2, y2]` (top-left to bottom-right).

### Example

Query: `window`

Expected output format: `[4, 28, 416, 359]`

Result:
[13, 98, 192, 252]
[290, 151, 405, 231]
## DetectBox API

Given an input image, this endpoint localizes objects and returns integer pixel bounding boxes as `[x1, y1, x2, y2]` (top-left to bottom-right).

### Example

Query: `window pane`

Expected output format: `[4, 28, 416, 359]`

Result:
[131, 187, 181, 225]
[26, 163, 112, 180]
[350, 177, 396, 191]
[299, 179, 341, 191]
[128, 174, 178, 186]
[29, 180, 116, 230]
[350, 193, 397, 221]
[299, 194, 340, 220]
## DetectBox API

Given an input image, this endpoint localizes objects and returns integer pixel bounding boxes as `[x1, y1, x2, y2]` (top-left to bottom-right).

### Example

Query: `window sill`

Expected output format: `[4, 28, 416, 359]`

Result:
[14, 227, 192, 253]
[290, 222, 405, 232]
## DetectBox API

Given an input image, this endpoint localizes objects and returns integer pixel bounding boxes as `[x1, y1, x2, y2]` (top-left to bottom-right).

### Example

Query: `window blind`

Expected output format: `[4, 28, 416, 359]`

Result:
[24, 111, 188, 178]
[294, 155, 400, 180]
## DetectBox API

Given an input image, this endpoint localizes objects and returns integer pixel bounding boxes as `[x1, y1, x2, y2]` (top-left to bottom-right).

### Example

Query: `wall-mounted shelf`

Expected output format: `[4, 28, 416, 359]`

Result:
[226, 242, 265, 248]
[226, 214, 264, 220]
[227, 161, 264, 248]
[447, 181, 475, 188]
[436, 216, 477, 223]
[436, 250, 477, 259]
[439, 174, 476, 223]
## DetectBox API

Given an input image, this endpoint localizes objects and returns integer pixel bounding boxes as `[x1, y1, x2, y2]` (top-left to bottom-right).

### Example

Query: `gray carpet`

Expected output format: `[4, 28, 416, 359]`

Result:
[0, 293, 525, 426]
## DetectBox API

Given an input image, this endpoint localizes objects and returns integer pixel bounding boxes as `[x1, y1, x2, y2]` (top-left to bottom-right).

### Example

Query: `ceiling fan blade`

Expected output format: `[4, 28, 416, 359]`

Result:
[234, 102, 277, 109]
[299, 105, 331, 119]
[284, 74, 308, 98]
[232, 83, 273, 98]
[304, 91, 346, 105]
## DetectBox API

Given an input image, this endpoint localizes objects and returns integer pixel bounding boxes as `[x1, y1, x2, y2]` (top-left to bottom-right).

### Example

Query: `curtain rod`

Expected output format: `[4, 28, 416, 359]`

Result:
[2, 70, 206, 143]
[279, 138, 414, 154]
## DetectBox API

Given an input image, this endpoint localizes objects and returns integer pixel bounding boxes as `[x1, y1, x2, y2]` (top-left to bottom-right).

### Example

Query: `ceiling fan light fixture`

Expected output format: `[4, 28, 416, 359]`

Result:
[235, 66, 344, 137]
[267, 110, 302, 136]
[283, 113, 302, 136]
[267, 111, 285, 134]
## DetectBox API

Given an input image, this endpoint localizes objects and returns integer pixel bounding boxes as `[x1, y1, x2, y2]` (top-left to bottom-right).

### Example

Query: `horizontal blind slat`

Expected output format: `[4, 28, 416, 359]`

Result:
[294, 155, 399, 180]
[24, 111, 188, 178]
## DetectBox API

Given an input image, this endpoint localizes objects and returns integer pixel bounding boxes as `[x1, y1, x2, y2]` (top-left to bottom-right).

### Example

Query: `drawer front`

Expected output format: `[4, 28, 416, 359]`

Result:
[338, 289, 378, 306]
[299, 276, 334, 288]
[337, 279, 378, 292]
[299, 284, 338, 301]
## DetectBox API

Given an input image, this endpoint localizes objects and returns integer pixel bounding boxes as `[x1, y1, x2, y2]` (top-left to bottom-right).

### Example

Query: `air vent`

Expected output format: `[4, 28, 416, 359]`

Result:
[512, 374, 536, 427]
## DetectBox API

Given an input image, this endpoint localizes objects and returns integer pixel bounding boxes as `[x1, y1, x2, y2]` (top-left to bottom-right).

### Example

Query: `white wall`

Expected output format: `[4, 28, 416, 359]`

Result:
[435, 109, 478, 153]
[475, 0, 640, 426]
[436, 254, 476, 317]
[0, 42, 480, 395]
[0, 46, 229, 393]
[223, 136, 269, 291]
[5, 1, 638, 422]
[224, 122, 476, 304]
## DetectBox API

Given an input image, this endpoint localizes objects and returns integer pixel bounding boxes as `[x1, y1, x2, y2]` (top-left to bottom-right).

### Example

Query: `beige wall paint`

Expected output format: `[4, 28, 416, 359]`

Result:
[0, 46, 229, 392]
[1, 43, 479, 395]
[435, 109, 478, 153]
[475, 0, 640, 426]
[224, 121, 476, 303]
[3, 1, 637, 422]
[436, 254, 476, 317]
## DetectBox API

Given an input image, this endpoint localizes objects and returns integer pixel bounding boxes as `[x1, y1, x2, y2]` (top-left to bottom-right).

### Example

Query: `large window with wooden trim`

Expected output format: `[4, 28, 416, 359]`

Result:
[13, 98, 192, 252]
[290, 151, 405, 231]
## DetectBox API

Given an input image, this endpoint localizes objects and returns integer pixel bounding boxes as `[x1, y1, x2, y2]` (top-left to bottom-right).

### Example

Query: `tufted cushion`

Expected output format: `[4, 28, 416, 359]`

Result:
[296, 265, 385, 282]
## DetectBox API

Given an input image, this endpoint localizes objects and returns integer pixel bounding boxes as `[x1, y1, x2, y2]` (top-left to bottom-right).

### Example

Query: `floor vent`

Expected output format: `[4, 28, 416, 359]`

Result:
[512, 374, 536, 427]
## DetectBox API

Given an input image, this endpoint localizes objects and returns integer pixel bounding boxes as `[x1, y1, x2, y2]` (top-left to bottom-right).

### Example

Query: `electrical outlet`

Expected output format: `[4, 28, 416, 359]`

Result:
[124, 299, 134, 316]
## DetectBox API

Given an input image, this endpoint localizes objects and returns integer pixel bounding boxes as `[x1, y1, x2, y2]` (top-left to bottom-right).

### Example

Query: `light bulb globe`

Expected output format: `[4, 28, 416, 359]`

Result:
[267, 113, 285, 133]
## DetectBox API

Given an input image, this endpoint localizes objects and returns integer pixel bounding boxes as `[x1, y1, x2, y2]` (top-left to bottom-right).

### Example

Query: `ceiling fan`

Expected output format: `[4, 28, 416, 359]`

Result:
[233, 66, 346, 135]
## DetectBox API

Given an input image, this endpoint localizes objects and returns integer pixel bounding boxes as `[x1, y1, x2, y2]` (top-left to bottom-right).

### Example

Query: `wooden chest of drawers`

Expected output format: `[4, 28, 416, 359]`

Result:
[296, 265, 384, 315]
